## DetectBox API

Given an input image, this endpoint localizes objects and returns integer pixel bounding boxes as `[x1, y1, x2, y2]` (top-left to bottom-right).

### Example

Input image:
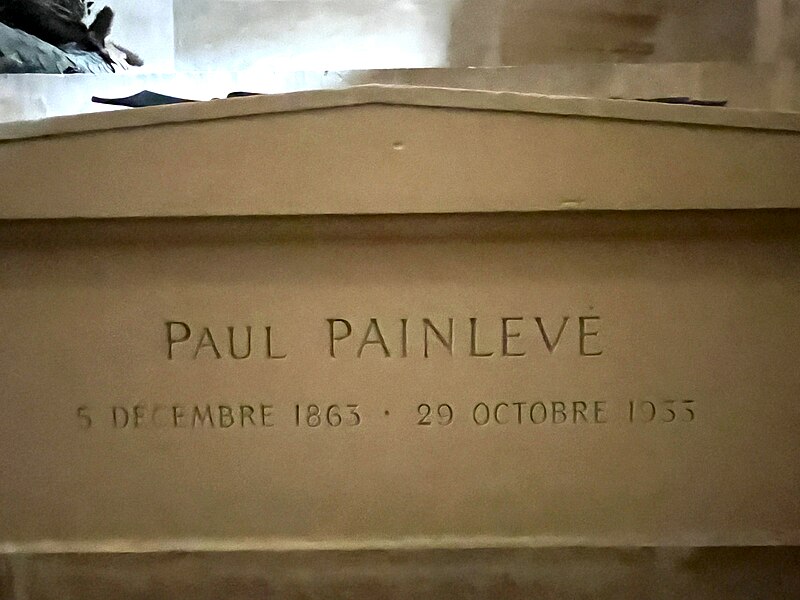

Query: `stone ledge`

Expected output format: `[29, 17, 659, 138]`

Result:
[0, 557, 12, 600]
[2, 547, 799, 600]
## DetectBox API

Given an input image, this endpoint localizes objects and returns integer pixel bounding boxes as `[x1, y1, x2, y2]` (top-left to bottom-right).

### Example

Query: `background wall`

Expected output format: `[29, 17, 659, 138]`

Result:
[84, 0, 800, 72]
[1, 0, 799, 122]
[173, 0, 459, 71]
[166, 0, 799, 71]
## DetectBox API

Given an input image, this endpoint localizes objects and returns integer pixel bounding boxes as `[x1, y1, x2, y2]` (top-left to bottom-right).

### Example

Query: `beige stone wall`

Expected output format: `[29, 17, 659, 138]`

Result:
[783, 0, 800, 61]
[448, 0, 799, 66]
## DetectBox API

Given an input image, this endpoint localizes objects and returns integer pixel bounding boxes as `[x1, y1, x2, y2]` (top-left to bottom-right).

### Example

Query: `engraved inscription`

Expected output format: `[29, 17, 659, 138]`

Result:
[417, 403, 455, 426]
[295, 404, 362, 428]
[75, 399, 697, 430]
[167, 322, 287, 360]
[471, 401, 608, 425]
[106, 404, 276, 429]
[75, 313, 696, 433]
[166, 316, 603, 361]
[326, 316, 604, 359]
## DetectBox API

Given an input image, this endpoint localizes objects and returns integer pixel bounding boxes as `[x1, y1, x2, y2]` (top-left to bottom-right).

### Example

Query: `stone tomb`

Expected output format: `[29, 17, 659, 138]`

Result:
[0, 86, 799, 597]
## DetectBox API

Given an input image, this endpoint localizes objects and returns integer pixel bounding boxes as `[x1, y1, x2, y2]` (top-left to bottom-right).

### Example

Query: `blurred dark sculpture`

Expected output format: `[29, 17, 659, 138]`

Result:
[0, 0, 142, 73]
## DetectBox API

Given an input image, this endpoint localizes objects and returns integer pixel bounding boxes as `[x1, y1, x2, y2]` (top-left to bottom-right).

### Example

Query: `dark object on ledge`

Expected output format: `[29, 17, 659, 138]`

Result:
[227, 91, 262, 98]
[637, 96, 728, 107]
[91, 90, 269, 109]
[0, 0, 142, 73]
[91, 91, 267, 108]
[93, 90, 195, 108]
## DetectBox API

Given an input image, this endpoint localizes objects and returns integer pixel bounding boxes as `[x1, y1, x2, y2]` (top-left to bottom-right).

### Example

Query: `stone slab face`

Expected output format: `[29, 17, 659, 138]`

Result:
[0, 212, 798, 549]
[0, 88, 799, 572]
